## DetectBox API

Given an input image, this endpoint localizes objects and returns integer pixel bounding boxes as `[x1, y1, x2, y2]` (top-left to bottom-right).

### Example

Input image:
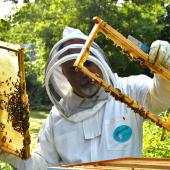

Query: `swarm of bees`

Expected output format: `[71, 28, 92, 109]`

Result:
[0, 44, 30, 159]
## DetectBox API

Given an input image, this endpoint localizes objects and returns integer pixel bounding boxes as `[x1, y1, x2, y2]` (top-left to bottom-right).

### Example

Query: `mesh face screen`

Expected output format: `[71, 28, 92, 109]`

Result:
[0, 41, 30, 159]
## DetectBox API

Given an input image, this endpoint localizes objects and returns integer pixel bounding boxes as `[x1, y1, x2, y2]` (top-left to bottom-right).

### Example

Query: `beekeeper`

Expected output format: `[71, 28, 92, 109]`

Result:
[0, 27, 170, 170]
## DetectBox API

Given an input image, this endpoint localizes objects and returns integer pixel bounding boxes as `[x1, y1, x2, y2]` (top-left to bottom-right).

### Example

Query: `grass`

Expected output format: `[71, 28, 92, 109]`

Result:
[0, 109, 49, 170]
[29, 110, 49, 151]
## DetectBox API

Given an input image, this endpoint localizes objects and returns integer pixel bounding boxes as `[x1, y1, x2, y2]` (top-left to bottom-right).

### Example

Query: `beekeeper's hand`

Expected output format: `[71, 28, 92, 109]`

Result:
[149, 40, 170, 69]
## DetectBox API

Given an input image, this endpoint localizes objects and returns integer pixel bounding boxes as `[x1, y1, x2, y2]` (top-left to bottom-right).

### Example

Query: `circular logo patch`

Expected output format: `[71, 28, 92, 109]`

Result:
[113, 125, 132, 142]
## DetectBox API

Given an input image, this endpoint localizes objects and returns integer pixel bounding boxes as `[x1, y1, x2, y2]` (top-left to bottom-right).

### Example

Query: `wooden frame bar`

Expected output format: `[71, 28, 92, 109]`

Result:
[0, 40, 30, 159]
[73, 17, 170, 131]
[48, 157, 170, 169]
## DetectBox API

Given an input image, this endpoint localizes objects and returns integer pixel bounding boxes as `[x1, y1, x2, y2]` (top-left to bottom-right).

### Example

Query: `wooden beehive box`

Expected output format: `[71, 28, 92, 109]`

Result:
[48, 157, 170, 170]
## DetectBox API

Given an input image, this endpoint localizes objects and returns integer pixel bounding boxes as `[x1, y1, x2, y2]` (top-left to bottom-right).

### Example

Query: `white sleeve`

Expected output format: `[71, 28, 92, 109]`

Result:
[0, 138, 48, 170]
[146, 75, 170, 114]
[0, 111, 60, 170]
[122, 74, 170, 114]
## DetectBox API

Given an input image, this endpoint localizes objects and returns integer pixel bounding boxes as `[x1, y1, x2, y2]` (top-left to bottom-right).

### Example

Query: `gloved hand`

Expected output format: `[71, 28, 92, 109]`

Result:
[149, 40, 170, 69]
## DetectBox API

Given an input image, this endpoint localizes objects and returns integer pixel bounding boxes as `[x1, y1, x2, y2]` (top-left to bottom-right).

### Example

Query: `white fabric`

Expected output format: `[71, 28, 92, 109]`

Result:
[45, 53, 112, 122]
[62, 26, 86, 39]
[149, 40, 170, 69]
[148, 40, 170, 113]
[147, 74, 170, 114]
[59, 88, 108, 122]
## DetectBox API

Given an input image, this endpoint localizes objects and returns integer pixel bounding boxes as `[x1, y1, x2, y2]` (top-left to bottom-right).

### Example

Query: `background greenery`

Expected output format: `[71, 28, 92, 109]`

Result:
[0, 0, 170, 169]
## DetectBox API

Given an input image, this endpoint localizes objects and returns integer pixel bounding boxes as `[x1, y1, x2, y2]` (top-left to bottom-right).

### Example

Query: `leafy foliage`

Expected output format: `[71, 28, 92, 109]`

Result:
[0, 0, 79, 106]
[0, 162, 12, 170]
[158, 4, 170, 42]
[72, 0, 167, 76]
[143, 111, 170, 158]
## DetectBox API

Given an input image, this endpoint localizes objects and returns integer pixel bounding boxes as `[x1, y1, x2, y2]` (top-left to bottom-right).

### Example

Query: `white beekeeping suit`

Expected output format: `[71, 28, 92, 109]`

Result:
[0, 27, 170, 170]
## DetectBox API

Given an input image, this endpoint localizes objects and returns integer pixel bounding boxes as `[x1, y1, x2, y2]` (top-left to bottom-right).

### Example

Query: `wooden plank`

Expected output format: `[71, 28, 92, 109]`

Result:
[0, 40, 21, 52]
[60, 158, 170, 169]
[48, 167, 131, 170]
[97, 158, 170, 169]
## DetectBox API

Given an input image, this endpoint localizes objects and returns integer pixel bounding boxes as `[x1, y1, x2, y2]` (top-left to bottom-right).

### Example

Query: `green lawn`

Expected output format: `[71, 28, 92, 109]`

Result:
[29, 110, 49, 151]
[0, 110, 49, 170]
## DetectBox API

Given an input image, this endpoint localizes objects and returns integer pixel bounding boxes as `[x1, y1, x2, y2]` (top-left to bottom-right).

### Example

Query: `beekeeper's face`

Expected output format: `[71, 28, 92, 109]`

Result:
[62, 59, 103, 98]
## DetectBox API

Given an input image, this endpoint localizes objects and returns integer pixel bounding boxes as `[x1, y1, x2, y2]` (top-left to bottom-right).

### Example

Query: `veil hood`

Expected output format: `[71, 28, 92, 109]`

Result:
[45, 27, 118, 122]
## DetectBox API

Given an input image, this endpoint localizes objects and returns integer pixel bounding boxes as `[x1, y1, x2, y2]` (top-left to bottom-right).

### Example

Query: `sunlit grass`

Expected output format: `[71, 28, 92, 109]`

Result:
[0, 110, 49, 170]
[29, 110, 49, 151]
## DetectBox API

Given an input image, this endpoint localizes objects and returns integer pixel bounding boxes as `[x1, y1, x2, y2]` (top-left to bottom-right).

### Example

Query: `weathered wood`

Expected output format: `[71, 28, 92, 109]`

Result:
[48, 158, 170, 170]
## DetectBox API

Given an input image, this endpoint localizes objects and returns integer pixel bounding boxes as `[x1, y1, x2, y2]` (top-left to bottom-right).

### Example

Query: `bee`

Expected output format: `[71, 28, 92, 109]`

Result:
[1, 136, 6, 143]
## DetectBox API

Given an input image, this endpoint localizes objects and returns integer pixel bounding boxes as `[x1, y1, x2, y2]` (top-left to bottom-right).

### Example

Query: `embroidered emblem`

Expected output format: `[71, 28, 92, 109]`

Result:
[113, 125, 132, 142]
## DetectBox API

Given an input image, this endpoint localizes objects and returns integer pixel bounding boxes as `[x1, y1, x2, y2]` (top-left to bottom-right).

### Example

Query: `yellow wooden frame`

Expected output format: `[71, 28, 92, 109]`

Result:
[56, 157, 170, 170]
[0, 41, 30, 159]
[74, 17, 170, 131]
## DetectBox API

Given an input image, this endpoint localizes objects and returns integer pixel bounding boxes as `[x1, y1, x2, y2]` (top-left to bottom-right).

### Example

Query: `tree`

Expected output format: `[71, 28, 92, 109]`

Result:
[158, 4, 170, 42]
[0, 19, 10, 41]
[73, 0, 167, 76]
[0, 0, 79, 106]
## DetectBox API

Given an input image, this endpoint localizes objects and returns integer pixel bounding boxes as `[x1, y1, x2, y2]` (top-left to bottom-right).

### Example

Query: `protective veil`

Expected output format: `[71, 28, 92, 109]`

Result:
[45, 27, 119, 122]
